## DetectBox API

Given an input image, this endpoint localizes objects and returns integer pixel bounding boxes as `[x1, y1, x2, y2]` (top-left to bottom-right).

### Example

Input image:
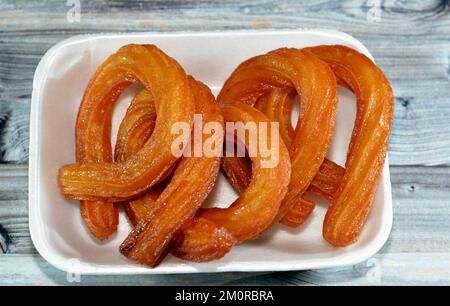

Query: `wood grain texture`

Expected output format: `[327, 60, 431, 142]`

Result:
[2, 164, 450, 255]
[0, 0, 449, 285]
[230, 253, 450, 285]
[1, 164, 449, 285]
[0, 253, 449, 285]
[0, 254, 270, 286]
[0, 0, 449, 164]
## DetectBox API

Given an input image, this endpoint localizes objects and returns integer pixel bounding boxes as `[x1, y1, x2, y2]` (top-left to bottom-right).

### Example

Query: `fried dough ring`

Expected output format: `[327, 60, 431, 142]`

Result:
[254, 88, 296, 147]
[79, 200, 118, 240]
[169, 103, 291, 262]
[113, 89, 168, 226]
[222, 152, 341, 228]
[223, 88, 345, 202]
[280, 196, 315, 228]
[58, 44, 194, 201]
[254, 88, 345, 201]
[222, 144, 342, 201]
[304, 45, 394, 246]
[221, 87, 345, 228]
[113, 85, 234, 264]
[75, 63, 133, 239]
[119, 78, 226, 267]
[308, 159, 345, 202]
[114, 90, 156, 165]
[170, 217, 235, 263]
[218, 48, 338, 222]
[197, 103, 291, 242]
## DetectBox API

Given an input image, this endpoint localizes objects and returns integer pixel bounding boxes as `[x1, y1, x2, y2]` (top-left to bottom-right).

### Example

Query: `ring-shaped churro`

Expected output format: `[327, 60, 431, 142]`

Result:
[304, 45, 394, 246]
[223, 88, 345, 201]
[218, 48, 338, 223]
[119, 78, 227, 266]
[58, 44, 195, 201]
[195, 102, 291, 242]
[163, 102, 291, 262]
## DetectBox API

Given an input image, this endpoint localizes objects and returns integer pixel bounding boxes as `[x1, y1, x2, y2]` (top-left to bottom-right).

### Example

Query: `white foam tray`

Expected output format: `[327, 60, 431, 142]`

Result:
[29, 29, 392, 274]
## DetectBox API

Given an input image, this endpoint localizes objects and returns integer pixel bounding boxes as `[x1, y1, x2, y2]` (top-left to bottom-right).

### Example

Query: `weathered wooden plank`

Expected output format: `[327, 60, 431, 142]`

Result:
[0, 0, 449, 165]
[0, 165, 30, 254]
[381, 165, 450, 254]
[0, 0, 449, 286]
[0, 164, 27, 200]
[0, 0, 448, 40]
[229, 253, 450, 286]
[1, 164, 449, 255]
[0, 253, 448, 285]
[0, 100, 29, 163]
[0, 254, 267, 285]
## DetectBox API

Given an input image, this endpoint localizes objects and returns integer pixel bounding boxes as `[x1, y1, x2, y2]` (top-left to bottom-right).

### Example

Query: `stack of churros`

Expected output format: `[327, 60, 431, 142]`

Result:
[57, 44, 393, 267]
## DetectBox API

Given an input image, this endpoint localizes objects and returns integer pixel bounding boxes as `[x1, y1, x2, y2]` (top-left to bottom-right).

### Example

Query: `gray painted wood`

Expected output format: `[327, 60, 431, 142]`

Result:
[0, 0, 449, 165]
[0, 0, 449, 285]
[2, 164, 450, 255]
[1, 164, 449, 285]
[0, 253, 449, 285]
[0, 255, 273, 286]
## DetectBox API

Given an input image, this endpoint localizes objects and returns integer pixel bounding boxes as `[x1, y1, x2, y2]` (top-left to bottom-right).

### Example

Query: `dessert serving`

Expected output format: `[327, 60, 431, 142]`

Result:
[56, 42, 393, 268]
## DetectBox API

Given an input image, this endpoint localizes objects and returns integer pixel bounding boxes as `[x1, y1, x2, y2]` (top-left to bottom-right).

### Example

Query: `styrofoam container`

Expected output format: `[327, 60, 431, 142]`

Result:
[29, 29, 393, 274]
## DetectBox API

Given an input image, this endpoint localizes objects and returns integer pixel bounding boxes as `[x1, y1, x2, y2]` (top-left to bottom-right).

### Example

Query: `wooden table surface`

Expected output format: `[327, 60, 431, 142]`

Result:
[1, 0, 449, 285]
